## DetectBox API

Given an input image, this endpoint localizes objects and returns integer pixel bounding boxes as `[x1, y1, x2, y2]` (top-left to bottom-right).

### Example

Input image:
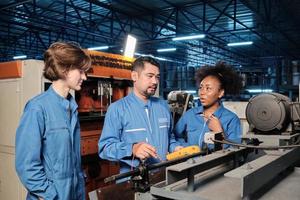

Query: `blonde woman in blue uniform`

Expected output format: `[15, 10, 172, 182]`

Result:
[15, 42, 91, 200]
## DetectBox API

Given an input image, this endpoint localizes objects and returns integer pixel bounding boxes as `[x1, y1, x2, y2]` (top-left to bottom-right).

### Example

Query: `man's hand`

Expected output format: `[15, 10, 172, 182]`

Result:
[132, 142, 157, 160]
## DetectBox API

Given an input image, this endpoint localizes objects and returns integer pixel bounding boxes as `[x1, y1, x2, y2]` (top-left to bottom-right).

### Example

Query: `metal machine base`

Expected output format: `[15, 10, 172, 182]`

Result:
[145, 148, 300, 200]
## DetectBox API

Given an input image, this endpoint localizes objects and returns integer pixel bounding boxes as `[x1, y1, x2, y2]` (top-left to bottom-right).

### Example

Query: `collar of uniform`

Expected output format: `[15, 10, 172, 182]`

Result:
[213, 103, 225, 118]
[129, 92, 152, 109]
[194, 106, 204, 114]
[194, 101, 225, 118]
[47, 85, 78, 113]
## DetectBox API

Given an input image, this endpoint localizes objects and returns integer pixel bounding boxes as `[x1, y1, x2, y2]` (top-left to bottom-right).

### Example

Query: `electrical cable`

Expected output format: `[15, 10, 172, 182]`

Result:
[212, 138, 300, 150]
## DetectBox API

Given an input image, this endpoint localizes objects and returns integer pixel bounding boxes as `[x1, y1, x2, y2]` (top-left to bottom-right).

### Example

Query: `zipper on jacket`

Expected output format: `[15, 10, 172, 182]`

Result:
[145, 107, 152, 134]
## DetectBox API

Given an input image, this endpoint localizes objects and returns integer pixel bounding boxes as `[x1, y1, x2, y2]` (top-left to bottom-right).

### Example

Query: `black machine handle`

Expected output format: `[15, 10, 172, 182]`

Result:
[104, 151, 206, 184]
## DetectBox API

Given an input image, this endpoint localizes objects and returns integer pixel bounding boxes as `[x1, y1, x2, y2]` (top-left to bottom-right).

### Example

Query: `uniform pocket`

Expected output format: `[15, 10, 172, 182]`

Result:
[48, 120, 69, 133]
[123, 127, 147, 143]
[185, 127, 199, 142]
[159, 123, 169, 129]
[158, 118, 169, 129]
[46, 120, 70, 145]
[45, 120, 72, 176]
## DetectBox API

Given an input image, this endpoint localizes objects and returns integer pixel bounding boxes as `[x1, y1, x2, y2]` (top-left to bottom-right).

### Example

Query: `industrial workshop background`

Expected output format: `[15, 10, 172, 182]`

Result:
[0, 0, 300, 200]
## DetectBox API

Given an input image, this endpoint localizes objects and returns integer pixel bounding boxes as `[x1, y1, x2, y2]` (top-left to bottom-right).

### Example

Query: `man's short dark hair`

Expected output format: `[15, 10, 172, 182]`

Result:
[131, 56, 160, 72]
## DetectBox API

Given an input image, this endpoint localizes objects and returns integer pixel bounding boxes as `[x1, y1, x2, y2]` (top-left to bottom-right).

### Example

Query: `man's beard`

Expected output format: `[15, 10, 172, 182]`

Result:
[143, 88, 156, 98]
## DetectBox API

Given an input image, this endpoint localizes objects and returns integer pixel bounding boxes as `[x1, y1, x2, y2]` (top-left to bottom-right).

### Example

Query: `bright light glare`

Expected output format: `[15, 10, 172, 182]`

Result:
[13, 55, 27, 59]
[124, 35, 137, 58]
[227, 41, 253, 46]
[172, 34, 205, 41]
[247, 89, 273, 93]
[88, 46, 109, 50]
[157, 48, 176, 52]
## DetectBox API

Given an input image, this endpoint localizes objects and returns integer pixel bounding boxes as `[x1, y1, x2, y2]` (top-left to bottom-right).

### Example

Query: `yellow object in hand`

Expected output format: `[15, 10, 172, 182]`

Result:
[166, 145, 201, 161]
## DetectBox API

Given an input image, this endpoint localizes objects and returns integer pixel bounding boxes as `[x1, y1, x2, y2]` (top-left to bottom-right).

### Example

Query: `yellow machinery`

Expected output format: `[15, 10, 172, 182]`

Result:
[166, 145, 200, 161]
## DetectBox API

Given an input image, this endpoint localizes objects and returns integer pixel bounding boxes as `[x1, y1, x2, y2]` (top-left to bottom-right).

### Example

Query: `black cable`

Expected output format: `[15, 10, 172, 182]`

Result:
[212, 139, 300, 150]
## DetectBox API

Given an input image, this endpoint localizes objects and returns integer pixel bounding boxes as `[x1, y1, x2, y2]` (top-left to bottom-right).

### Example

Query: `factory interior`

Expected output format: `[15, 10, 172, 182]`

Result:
[1, 0, 300, 199]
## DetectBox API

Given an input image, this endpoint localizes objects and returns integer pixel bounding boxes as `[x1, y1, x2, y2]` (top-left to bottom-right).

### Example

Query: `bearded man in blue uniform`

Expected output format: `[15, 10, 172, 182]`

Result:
[99, 56, 173, 175]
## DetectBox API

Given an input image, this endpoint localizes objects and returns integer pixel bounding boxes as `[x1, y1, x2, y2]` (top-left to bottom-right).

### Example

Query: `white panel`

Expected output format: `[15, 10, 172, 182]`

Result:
[0, 151, 27, 200]
[223, 101, 249, 136]
[223, 101, 248, 119]
[22, 60, 44, 104]
[0, 79, 21, 147]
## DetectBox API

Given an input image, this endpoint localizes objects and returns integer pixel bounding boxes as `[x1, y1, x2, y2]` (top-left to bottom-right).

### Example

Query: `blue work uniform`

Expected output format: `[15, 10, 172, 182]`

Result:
[15, 86, 85, 200]
[170, 103, 241, 152]
[98, 92, 172, 174]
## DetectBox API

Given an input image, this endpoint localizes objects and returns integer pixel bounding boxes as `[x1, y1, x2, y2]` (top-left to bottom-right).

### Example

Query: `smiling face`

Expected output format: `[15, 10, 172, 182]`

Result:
[132, 62, 160, 101]
[64, 68, 87, 91]
[198, 75, 224, 108]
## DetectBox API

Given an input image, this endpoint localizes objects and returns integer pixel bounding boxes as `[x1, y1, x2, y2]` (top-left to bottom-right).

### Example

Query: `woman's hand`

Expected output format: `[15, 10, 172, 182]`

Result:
[207, 115, 223, 132]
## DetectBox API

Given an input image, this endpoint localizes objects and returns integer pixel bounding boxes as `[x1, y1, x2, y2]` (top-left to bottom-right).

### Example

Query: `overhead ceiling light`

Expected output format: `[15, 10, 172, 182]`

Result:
[134, 52, 171, 62]
[88, 46, 109, 50]
[124, 34, 137, 58]
[13, 55, 27, 59]
[154, 57, 168, 61]
[157, 48, 177, 52]
[184, 90, 197, 94]
[247, 89, 273, 93]
[227, 41, 253, 46]
[172, 34, 205, 41]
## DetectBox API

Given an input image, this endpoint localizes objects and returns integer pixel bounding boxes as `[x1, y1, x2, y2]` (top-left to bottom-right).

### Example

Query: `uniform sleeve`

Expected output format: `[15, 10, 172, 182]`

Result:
[169, 113, 189, 152]
[223, 115, 242, 148]
[15, 103, 58, 200]
[98, 103, 133, 161]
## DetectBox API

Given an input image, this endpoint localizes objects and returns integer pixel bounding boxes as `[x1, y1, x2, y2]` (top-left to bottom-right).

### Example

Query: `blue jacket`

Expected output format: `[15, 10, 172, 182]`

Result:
[15, 86, 85, 200]
[98, 92, 173, 173]
[170, 103, 241, 151]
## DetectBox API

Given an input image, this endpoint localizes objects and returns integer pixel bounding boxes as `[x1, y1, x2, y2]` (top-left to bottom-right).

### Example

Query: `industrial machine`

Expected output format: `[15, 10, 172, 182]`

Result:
[77, 50, 134, 196]
[244, 92, 300, 146]
[167, 90, 194, 124]
[91, 93, 300, 200]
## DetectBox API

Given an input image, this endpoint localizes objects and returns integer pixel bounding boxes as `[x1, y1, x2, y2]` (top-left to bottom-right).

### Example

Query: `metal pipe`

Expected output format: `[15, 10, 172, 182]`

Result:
[104, 151, 206, 183]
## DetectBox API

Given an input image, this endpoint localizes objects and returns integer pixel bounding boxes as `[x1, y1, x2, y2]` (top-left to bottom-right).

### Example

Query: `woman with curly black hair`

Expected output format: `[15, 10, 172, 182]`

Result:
[170, 62, 243, 152]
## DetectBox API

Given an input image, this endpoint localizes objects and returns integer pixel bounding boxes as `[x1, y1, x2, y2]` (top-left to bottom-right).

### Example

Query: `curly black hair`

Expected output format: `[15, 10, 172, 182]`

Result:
[195, 61, 243, 95]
